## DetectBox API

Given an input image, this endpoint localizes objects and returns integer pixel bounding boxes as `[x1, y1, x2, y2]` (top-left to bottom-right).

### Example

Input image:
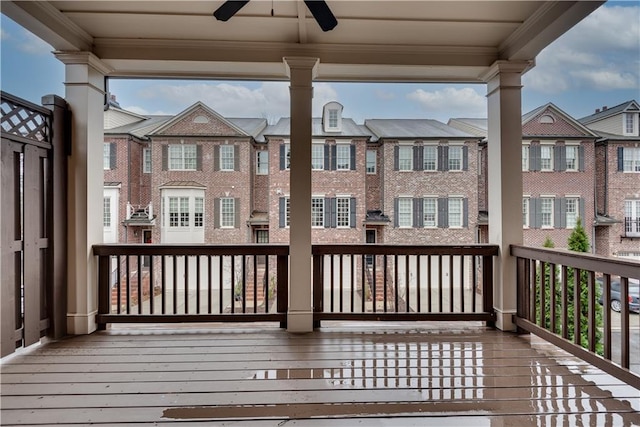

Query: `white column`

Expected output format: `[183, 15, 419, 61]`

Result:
[484, 60, 531, 331]
[284, 57, 318, 333]
[55, 52, 110, 334]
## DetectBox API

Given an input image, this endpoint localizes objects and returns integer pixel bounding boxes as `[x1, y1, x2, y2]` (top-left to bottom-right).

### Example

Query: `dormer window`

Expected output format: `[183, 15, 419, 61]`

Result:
[322, 101, 344, 132]
[539, 114, 555, 124]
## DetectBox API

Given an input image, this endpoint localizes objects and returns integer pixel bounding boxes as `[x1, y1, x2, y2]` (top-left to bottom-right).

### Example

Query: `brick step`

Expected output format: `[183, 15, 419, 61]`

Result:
[111, 271, 151, 305]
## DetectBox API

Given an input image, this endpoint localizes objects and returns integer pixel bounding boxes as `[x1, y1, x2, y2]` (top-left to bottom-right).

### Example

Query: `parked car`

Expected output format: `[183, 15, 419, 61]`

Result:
[597, 278, 640, 313]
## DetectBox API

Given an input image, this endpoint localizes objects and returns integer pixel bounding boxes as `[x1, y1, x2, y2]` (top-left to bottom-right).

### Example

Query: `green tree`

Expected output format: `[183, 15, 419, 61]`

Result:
[566, 218, 603, 355]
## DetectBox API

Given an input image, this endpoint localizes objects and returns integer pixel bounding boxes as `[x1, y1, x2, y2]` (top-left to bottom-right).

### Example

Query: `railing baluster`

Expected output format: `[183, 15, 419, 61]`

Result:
[372, 254, 377, 313]
[620, 277, 630, 369]
[587, 270, 595, 353]
[172, 256, 177, 315]
[351, 254, 355, 313]
[459, 255, 464, 313]
[97, 255, 110, 330]
[137, 255, 142, 315]
[361, 253, 365, 313]
[208, 255, 212, 314]
[126, 255, 131, 314]
[384, 255, 389, 312]
[161, 256, 166, 314]
[277, 253, 288, 328]
[253, 255, 257, 314]
[449, 255, 454, 313]
[539, 261, 547, 327]
[330, 255, 335, 313]
[529, 259, 536, 322]
[117, 255, 122, 314]
[603, 274, 611, 360]
[427, 255, 432, 313]
[438, 255, 443, 312]
[149, 255, 154, 315]
[196, 255, 201, 314]
[184, 256, 189, 314]
[573, 268, 581, 346]
[416, 255, 421, 313]
[231, 255, 235, 314]
[405, 255, 409, 313]
[339, 254, 344, 313]
[561, 265, 568, 339]
[549, 262, 556, 334]
[219, 256, 224, 314]
[482, 254, 493, 322]
[242, 255, 246, 314]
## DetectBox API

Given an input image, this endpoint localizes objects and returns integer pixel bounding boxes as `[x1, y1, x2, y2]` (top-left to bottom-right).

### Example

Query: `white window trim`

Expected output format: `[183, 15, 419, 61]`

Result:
[522, 196, 530, 229]
[447, 143, 464, 172]
[284, 142, 291, 171]
[540, 143, 555, 172]
[256, 150, 268, 175]
[220, 145, 235, 171]
[447, 196, 464, 229]
[312, 142, 325, 170]
[423, 195, 438, 228]
[220, 197, 236, 228]
[336, 143, 351, 171]
[336, 194, 351, 228]
[311, 195, 325, 228]
[142, 147, 151, 173]
[540, 195, 555, 229]
[103, 143, 111, 170]
[565, 196, 580, 229]
[423, 144, 438, 172]
[565, 144, 580, 172]
[398, 144, 413, 172]
[366, 149, 376, 174]
[168, 144, 197, 171]
[622, 146, 640, 173]
[522, 142, 531, 172]
[397, 196, 413, 228]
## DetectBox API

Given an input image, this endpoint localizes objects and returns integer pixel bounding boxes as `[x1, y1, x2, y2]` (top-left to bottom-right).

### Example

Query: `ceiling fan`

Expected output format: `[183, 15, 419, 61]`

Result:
[213, 0, 338, 32]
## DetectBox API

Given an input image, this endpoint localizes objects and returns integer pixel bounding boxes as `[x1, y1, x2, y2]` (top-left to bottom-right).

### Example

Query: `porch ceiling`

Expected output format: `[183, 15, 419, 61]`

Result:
[3, 1, 603, 82]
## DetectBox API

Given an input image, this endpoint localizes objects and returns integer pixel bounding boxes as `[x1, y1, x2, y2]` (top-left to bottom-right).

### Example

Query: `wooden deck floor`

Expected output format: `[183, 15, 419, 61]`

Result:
[1, 322, 639, 426]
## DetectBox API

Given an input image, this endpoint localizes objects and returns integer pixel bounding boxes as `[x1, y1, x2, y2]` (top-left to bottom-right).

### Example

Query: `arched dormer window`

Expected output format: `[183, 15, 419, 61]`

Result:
[539, 114, 555, 124]
[323, 101, 344, 132]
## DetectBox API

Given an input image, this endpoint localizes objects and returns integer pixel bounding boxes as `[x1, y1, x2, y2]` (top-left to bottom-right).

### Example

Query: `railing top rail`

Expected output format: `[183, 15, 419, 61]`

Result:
[1, 91, 51, 116]
[312, 244, 499, 256]
[93, 244, 290, 256]
[511, 245, 640, 279]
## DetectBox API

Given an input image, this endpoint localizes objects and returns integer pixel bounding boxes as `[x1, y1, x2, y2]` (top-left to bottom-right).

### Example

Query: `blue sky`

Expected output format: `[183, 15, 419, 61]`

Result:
[2, 1, 639, 124]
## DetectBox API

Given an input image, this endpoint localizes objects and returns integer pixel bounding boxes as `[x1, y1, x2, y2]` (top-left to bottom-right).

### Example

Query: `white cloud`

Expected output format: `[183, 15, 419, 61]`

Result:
[17, 29, 52, 55]
[374, 89, 396, 101]
[406, 87, 486, 118]
[524, 4, 640, 93]
[129, 81, 339, 119]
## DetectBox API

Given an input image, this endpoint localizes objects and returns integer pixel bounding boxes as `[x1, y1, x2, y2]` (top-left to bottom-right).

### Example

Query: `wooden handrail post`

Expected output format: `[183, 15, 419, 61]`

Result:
[277, 254, 288, 328]
[482, 254, 494, 327]
[97, 255, 111, 330]
[312, 253, 323, 329]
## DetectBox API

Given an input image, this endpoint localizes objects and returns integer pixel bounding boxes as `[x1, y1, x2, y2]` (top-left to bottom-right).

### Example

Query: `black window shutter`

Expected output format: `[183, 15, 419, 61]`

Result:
[279, 197, 285, 228]
[437, 146, 443, 171]
[532, 198, 541, 229]
[441, 146, 449, 171]
[462, 146, 469, 171]
[214, 198, 220, 228]
[393, 198, 399, 227]
[413, 146, 423, 171]
[162, 145, 168, 170]
[463, 198, 469, 228]
[279, 144, 285, 170]
[350, 197, 356, 227]
[555, 198, 564, 228]
[324, 145, 330, 170]
[579, 197, 585, 222]
[110, 143, 117, 169]
[234, 145, 240, 171]
[196, 145, 203, 171]
[393, 146, 399, 171]
[234, 198, 240, 228]
[530, 145, 541, 171]
[438, 198, 448, 228]
[554, 146, 563, 171]
[350, 145, 356, 170]
[618, 147, 624, 171]
[413, 198, 424, 227]
[213, 145, 219, 171]
[331, 145, 337, 170]
[578, 146, 585, 171]
[330, 197, 337, 228]
[324, 197, 332, 228]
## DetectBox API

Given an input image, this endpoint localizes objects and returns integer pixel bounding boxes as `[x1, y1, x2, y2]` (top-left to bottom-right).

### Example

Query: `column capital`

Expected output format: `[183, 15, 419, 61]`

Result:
[283, 57, 319, 79]
[54, 51, 113, 75]
[481, 60, 533, 83]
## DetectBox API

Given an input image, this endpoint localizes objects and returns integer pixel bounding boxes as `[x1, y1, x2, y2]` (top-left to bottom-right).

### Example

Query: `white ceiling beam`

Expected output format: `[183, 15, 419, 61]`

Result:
[296, 1, 308, 44]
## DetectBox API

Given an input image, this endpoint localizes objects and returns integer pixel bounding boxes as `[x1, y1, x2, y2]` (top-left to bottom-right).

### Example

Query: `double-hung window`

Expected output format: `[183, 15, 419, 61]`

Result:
[169, 197, 190, 227]
[220, 145, 234, 171]
[423, 146, 437, 171]
[625, 113, 635, 135]
[328, 110, 338, 128]
[448, 146, 463, 171]
[623, 147, 640, 172]
[103, 197, 111, 227]
[256, 151, 268, 175]
[311, 197, 324, 227]
[194, 197, 204, 227]
[522, 145, 530, 171]
[143, 148, 151, 173]
[565, 198, 579, 228]
[366, 150, 376, 174]
[625, 199, 640, 236]
[423, 197, 437, 227]
[220, 197, 235, 228]
[540, 145, 554, 171]
[448, 198, 463, 228]
[336, 144, 351, 170]
[312, 144, 324, 170]
[522, 198, 530, 228]
[103, 143, 111, 170]
[169, 145, 197, 170]
[336, 197, 350, 227]
[398, 146, 412, 171]
[565, 146, 578, 171]
[397, 197, 412, 227]
[541, 197, 554, 228]
[283, 143, 291, 170]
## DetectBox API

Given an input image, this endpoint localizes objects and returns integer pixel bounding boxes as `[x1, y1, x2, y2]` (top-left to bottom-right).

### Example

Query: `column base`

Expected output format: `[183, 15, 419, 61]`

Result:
[494, 308, 517, 332]
[66, 311, 97, 335]
[287, 311, 314, 333]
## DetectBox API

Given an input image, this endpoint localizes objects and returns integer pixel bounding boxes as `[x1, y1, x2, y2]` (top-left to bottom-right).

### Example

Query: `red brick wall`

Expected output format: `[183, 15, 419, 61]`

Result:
[382, 140, 479, 245]
[365, 144, 382, 211]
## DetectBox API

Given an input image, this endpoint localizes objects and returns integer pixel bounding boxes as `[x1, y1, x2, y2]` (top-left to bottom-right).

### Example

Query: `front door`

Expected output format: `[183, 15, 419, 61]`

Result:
[365, 229, 376, 265]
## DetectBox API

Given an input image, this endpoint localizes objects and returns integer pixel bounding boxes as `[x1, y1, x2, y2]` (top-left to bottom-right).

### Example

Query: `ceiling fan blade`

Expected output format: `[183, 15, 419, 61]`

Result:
[213, 0, 250, 21]
[304, 0, 338, 32]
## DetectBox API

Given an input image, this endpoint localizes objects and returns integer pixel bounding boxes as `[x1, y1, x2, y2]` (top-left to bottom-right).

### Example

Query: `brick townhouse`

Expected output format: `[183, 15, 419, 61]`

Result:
[103, 97, 640, 259]
[579, 100, 640, 261]
[449, 102, 600, 250]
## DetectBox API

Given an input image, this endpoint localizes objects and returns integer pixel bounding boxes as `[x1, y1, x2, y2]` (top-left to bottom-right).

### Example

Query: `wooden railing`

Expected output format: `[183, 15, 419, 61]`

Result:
[312, 244, 499, 325]
[511, 245, 640, 389]
[94, 244, 289, 328]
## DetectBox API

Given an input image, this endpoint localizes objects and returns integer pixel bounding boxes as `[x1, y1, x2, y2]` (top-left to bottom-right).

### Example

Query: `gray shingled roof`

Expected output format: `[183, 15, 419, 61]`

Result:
[105, 115, 172, 138]
[365, 119, 473, 139]
[227, 118, 268, 138]
[579, 100, 638, 124]
[257, 118, 371, 142]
